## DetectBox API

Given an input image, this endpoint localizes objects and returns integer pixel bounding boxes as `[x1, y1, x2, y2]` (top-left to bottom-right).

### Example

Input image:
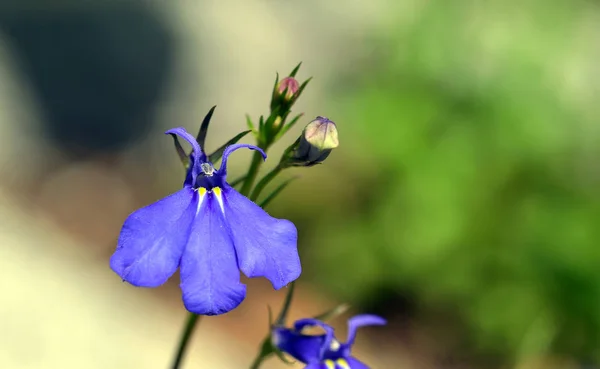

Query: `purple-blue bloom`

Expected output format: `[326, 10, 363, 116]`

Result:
[272, 314, 386, 369]
[110, 127, 301, 315]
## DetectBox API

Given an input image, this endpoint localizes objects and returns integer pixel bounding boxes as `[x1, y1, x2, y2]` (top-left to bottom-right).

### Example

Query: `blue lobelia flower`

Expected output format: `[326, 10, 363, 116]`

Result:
[110, 127, 301, 315]
[272, 314, 386, 369]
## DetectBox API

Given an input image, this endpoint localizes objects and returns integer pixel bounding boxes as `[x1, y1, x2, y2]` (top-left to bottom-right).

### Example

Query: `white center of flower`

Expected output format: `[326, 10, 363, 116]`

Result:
[329, 339, 341, 351]
[201, 162, 215, 176]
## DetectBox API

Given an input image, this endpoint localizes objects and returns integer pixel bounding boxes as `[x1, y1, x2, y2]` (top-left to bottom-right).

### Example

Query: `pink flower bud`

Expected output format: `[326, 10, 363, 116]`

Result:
[276, 77, 300, 101]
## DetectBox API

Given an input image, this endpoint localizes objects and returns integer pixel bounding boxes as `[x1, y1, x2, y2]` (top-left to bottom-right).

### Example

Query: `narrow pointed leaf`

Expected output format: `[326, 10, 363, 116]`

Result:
[273, 72, 280, 91]
[229, 175, 247, 188]
[196, 105, 217, 148]
[313, 303, 351, 322]
[246, 114, 255, 132]
[275, 281, 296, 326]
[276, 113, 304, 140]
[270, 72, 281, 111]
[208, 130, 251, 163]
[168, 133, 190, 169]
[289, 62, 302, 78]
[290, 77, 312, 105]
[259, 177, 298, 209]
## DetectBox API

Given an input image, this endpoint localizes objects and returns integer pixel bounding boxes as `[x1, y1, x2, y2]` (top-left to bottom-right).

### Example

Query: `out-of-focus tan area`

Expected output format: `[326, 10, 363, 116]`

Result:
[1, 0, 600, 368]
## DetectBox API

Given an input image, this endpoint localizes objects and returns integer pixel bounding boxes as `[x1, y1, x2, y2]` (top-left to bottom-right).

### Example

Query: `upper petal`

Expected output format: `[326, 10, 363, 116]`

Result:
[345, 315, 387, 346]
[165, 127, 207, 186]
[221, 185, 301, 289]
[272, 327, 326, 364]
[294, 318, 336, 360]
[180, 189, 246, 315]
[110, 187, 195, 287]
[218, 143, 266, 179]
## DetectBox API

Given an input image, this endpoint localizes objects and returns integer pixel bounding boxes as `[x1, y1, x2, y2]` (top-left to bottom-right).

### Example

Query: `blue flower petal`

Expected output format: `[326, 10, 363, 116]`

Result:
[165, 127, 206, 162]
[165, 127, 207, 187]
[303, 364, 323, 369]
[345, 315, 387, 346]
[110, 187, 196, 287]
[294, 318, 336, 360]
[221, 185, 301, 289]
[344, 357, 369, 369]
[219, 143, 266, 179]
[180, 189, 246, 315]
[272, 327, 326, 364]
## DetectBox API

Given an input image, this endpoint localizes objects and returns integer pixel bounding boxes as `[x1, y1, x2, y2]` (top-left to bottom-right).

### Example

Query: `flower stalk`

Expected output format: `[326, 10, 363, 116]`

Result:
[171, 314, 201, 369]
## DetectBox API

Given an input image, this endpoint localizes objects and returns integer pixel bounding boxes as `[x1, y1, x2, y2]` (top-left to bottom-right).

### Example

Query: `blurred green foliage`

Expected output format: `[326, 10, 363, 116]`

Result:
[307, 0, 600, 365]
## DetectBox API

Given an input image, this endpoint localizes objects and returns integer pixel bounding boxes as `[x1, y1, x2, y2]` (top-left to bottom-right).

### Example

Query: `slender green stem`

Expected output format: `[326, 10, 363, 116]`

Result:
[171, 313, 201, 369]
[240, 150, 266, 196]
[249, 351, 269, 369]
[250, 165, 282, 202]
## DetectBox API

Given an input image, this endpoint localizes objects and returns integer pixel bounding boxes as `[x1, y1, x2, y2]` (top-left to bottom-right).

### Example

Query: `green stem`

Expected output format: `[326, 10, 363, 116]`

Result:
[240, 149, 266, 196]
[171, 313, 201, 369]
[250, 165, 282, 202]
[249, 352, 269, 369]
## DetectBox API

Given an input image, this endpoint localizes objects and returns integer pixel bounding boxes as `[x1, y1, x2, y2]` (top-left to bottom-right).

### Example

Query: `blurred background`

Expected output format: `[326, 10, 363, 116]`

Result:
[0, 0, 599, 368]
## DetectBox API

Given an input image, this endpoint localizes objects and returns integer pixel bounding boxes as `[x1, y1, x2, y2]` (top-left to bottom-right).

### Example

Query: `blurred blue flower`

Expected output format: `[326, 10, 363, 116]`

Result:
[110, 127, 301, 315]
[272, 314, 386, 369]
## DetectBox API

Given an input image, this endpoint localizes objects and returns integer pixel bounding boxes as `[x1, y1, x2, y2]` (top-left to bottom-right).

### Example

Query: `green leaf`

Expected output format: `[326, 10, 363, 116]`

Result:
[208, 130, 251, 163]
[259, 177, 298, 209]
[196, 105, 217, 148]
[289, 62, 302, 78]
[290, 77, 312, 104]
[168, 133, 190, 170]
[273, 72, 280, 90]
[276, 113, 304, 140]
[270, 72, 281, 111]
[229, 175, 247, 188]
[246, 114, 256, 133]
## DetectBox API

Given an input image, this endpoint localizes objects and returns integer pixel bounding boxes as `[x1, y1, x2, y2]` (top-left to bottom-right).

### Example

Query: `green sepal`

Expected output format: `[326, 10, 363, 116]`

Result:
[289, 62, 302, 78]
[246, 114, 256, 134]
[208, 130, 251, 164]
[290, 77, 312, 105]
[196, 105, 216, 148]
[275, 113, 304, 141]
[259, 177, 298, 209]
[270, 73, 280, 111]
[278, 137, 301, 168]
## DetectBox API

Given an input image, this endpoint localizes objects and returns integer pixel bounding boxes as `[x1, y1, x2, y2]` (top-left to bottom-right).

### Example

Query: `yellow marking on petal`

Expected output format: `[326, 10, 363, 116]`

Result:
[196, 187, 207, 214]
[212, 187, 225, 214]
[323, 360, 335, 369]
[336, 358, 351, 369]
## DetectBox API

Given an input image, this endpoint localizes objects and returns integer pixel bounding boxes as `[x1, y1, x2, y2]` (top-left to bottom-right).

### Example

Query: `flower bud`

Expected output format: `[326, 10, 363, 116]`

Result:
[276, 77, 300, 101]
[282, 116, 339, 167]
